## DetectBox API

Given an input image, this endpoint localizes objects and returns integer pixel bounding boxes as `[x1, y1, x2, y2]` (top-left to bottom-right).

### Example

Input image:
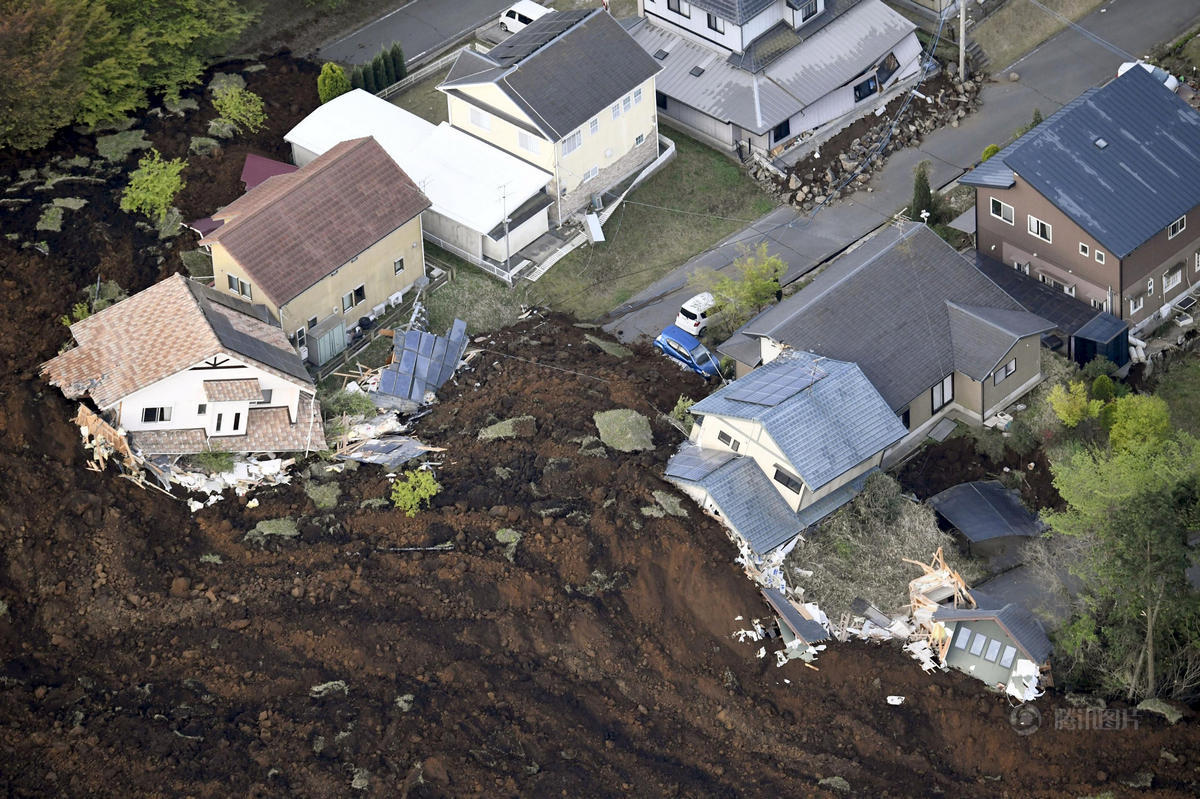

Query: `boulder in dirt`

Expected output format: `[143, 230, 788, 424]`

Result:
[244, 518, 299, 545]
[309, 680, 348, 698]
[164, 96, 199, 115]
[478, 415, 537, 441]
[180, 249, 213, 278]
[1136, 698, 1183, 725]
[36, 206, 63, 232]
[583, 333, 632, 359]
[95, 129, 150, 162]
[818, 776, 851, 793]
[52, 197, 87, 210]
[208, 118, 238, 139]
[304, 481, 342, 510]
[495, 528, 522, 562]
[189, 136, 220, 156]
[207, 72, 246, 93]
[652, 490, 688, 517]
[593, 409, 653, 452]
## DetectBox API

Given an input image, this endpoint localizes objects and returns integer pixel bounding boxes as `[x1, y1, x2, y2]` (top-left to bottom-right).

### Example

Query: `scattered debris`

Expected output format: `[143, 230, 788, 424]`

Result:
[337, 435, 440, 468]
[394, 694, 415, 712]
[886, 696, 905, 705]
[495, 528, 522, 562]
[309, 680, 348, 699]
[369, 317, 469, 411]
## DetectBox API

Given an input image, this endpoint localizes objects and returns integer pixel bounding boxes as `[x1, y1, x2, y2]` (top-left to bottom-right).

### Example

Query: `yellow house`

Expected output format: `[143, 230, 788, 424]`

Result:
[439, 8, 662, 224]
[201, 137, 430, 365]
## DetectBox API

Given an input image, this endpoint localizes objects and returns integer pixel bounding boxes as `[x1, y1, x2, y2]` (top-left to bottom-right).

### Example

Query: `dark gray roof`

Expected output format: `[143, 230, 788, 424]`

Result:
[761, 588, 830, 644]
[1074, 312, 1129, 345]
[684, 0, 776, 26]
[927, 480, 1045, 543]
[961, 66, 1200, 258]
[934, 603, 1053, 664]
[691, 350, 906, 491]
[973, 253, 1110, 337]
[734, 224, 1053, 410]
[728, 0, 863, 72]
[443, 10, 661, 141]
[671, 455, 805, 555]
[184, 280, 310, 384]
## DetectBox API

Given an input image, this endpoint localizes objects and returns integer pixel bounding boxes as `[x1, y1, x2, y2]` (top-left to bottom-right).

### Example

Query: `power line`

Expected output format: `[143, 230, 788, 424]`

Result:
[1025, 0, 1136, 63]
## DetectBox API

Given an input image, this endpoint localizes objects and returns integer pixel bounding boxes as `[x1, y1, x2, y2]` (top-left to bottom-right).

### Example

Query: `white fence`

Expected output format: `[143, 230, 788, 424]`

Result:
[377, 43, 490, 101]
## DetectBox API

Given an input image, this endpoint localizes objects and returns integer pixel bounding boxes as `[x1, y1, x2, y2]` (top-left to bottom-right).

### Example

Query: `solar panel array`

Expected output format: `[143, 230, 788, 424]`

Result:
[487, 11, 589, 66]
[725, 362, 828, 406]
[375, 319, 468, 404]
[664, 442, 735, 482]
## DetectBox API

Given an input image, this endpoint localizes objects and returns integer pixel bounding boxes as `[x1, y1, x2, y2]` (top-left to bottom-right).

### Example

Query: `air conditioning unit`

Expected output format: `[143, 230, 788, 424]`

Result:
[299, 346, 309, 361]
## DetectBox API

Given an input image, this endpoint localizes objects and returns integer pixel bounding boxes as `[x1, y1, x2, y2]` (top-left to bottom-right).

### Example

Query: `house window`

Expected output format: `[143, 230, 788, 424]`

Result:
[226, 274, 252, 299]
[656, 91, 668, 110]
[1090, 297, 1106, 311]
[900, 407, 910, 429]
[254, 389, 273, 405]
[563, 129, 583, 155]
[469, 107, 491, 130]
[232, 412, 241, 431]
[969, 633, 988, 657]
[1095, 250, 1105, 264]
[342, 285, 365, 313]
[197, 404, 207, 415]
[1164, 267, 1183, 292]
[1195, 251, 1200, 272]
[999, 645, 1017, 668]
[984, 639, 1003, 662]
[1130, 295, 1144, 314]
[853, 76, 878, 102]
[876, 51, 900, 84]
[772, 119, 790, 144]
[518, 130, 541, 154]
[295, 327, 307, 349]
[707, 13, 724, 33]
[307, 316, 318, 330]
[141, 406, 171, 423]
[214, 413, 223, 432]
[582, 165, 599, 182]
[953, 627, 971, 650]
[1168, 215, 1186, 239]
[1027, 214, 1052, 243]
[612, 103, 621, 120]
[589, 118, 599, 135]
[772, 466, 804, 495]
[931, 374, 954, 412]
[667, 0, 690, 17]
[1012, 260, 1030, 275]
[716, 429, 740, 452]
[393, 257, 404, 275]
[993, 359, 1017, 386]
[623, 95, 632, 113]
[634, 87, 643, 104]
[1147, 277, 1155, 297]
[635, 133, 645, 146]
[1064, 283, 1075, 297]
[1079, 242, 1090, 257]
[990, 198, 1014, 225]
[799, 0, 818, 21]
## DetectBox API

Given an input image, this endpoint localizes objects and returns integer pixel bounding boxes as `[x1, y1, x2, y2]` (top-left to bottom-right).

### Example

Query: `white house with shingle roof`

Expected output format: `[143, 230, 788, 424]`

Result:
[41, 274, 324, 456]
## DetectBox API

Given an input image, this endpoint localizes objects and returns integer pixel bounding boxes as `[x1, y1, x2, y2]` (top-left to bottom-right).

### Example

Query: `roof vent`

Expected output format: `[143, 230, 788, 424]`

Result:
[654, 49, 669, 60]
[689, 65, 705, 77]
[1094, 137, 1108, 149]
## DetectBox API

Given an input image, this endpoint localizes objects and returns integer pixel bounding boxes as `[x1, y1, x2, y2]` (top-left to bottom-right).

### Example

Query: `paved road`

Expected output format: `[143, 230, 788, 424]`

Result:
[318, 0, 512, 65]
[603, 0, 1200, 343]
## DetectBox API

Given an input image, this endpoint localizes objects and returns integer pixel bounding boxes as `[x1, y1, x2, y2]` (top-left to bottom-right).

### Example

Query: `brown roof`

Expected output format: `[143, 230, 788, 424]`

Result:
[204, 378, 263, 402]
[128, 394, 325, 455]
[41, 274, 313, 410]
[201, 137, 430, 307]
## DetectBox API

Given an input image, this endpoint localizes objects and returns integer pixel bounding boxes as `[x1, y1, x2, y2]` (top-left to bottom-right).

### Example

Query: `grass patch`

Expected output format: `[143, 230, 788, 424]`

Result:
[387, 69, 449, 124]
[1155, 356, 1200, 437]
[972, 0, 1106, 71]
[529, 130, 775, 321]
[425, 249, 532, 334]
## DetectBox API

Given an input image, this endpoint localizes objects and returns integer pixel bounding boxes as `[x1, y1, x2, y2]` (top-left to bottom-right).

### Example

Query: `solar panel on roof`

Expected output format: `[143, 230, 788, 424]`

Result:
[665, 444, 735, 482]
[727, 365, 827, 406]
[397, 347, 417, 374]
[417, 332, 435, 357]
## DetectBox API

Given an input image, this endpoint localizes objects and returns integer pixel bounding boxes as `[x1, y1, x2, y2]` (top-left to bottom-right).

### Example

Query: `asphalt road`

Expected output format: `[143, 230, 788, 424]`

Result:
[602, 0, 1200, 344]
[318, 0, 513, 65]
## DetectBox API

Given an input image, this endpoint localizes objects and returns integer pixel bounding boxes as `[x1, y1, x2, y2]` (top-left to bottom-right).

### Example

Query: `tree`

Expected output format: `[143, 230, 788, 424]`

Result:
[350, 64, 365, 91]
[119, 149, 186, 222]
[689, 242, 785, 339]
[371, 56, 388, 93]
[980, 143, 1000, 162]
[391, 468, 441, 517]
[1048, 380, 1101, 428]
[317, 62, 351, 104]
[211, 85, 267, 134]
[1108, 393, 1172, 453]
[378, 49, 396, 86]
[1090, 374, 1116, 403]
[389, 42, 406, 81]
[909, 160, 939, 223]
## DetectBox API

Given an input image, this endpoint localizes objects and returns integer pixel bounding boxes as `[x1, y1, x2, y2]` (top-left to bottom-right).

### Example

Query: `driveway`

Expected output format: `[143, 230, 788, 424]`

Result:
[318, 0, 513, 66]
[602, 0, 1200, 343]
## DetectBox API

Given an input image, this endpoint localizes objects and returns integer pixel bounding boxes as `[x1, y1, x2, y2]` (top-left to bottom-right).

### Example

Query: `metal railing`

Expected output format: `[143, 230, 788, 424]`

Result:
[423, 231, 516, 286]
[376, 43, 491, 101]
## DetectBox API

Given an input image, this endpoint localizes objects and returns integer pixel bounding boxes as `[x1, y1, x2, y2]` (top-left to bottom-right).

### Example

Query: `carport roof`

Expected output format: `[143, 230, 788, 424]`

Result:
[927, 480, 1045, 543]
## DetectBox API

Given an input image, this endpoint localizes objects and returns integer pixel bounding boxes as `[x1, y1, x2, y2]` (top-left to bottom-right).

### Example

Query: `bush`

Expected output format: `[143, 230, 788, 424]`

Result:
[669, 395, 695, 434]
[1091, 374, 1115, 402]
[119, 149, 186, 222]
[187, 450, 236, 473]
[321, 388, 376, 419]
[981, 143, 1000, 162]
[317, 62, 351, 104]
[60, 301, 90, 327]
[389, 43, 407, 81]
[1080, 356, 1117, 381]
[211, 85, 266, 134]
[390, 468, 441, 516]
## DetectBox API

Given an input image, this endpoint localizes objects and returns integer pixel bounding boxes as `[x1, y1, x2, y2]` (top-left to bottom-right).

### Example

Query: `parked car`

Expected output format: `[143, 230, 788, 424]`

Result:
[1117, 60, 1180, 92]
[654, 325, 721, 379]
[499, 1, 551, 33]
[675, 291, 715, 336]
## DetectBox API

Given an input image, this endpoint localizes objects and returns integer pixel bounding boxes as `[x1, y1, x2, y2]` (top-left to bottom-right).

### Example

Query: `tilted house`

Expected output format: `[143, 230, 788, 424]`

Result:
[666, 349, 907, 556]
[41, 274, 324, 456]
[440, 9, 662, 224]
[718, 224, 1054, 451]
[934, 604, 1052, 694]
[201, 137, 431, 366]
[962, 66, 1200, 330]
[627, 0, 922, 155]
[284, 90, 553, 283]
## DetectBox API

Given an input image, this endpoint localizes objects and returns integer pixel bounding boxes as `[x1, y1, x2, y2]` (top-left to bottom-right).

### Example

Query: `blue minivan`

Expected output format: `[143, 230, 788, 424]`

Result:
[653, 325, 721, 379]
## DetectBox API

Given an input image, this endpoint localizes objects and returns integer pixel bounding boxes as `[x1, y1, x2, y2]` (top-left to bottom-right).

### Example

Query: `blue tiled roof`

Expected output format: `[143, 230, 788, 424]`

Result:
[691, 352, 907, 491]
[961, 67, 1200, 257]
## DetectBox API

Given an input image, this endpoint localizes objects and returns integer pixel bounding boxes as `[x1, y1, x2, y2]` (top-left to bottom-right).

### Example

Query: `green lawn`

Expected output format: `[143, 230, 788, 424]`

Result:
[424, 245, 533, 334]
[1155, 356, 1200, 437]
[388, 69, 449, 124]
[972, 0, 1106, 72]
[529, 130, 776, 321]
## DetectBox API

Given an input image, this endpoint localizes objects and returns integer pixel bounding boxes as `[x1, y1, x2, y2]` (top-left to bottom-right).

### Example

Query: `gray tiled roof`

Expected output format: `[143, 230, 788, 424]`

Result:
[443, 10, 661, 141]
[665, 441, 736, 482]
[683, 0, 776, 26]
[960, 66, 1200, 257]
[973, 253, 1111, 337]
[934, 603, 1053, 664]
[946, 303, 1054, 380]
[928, 480, 1044, 543]
[735, 224, 1052, 411]
[691, 350, 906, 491]
[670, 455, 805, 555]
[185, 281, 311, 384]
[761, 587, 830, 643]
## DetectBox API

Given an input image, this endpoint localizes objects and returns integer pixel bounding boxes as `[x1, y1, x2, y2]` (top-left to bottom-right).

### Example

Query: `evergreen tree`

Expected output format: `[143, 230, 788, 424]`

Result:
[317, 62, 351, 104]
[361, 62, 376, 93]
[909, 161, 937, 223]
[371, 55, 388, 92]
[350, 64, 364, 91]
[389, 43, 406, 81]
[378, 49, 396, 87]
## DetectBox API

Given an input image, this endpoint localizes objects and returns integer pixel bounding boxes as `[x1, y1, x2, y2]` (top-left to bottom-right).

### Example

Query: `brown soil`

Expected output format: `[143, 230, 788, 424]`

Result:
[1, 56, 1198, 798]
[896, 434, 1062, 511]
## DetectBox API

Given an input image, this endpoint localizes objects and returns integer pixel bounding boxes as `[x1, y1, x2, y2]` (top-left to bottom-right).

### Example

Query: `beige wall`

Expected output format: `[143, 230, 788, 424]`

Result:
[212, 217, 425, 343]
[447, 92, 556, 172]
[981, 334, 1041, 415]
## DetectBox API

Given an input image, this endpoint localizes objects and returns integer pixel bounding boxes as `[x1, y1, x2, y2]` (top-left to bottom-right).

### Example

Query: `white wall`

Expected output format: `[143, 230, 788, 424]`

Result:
[482, 206, 550, 262]
[642, 0, 745, 52]
[739, 2, 786, 45]
[118, 356, 303, 437]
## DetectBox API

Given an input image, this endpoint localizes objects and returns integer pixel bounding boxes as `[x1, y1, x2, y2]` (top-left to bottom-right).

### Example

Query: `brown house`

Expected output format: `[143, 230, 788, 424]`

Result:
[201, 137, 430, 366]
[962, 67, 1200, 330]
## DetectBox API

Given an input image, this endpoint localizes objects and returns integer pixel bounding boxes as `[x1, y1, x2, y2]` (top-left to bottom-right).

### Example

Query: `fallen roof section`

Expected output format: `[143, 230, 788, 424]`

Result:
[927, 480, 1045, 543]
[761, 587, 830, 644]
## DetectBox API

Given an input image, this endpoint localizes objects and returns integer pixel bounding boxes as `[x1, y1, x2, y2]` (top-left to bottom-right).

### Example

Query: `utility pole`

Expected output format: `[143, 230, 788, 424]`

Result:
[959, 0, 967, 80]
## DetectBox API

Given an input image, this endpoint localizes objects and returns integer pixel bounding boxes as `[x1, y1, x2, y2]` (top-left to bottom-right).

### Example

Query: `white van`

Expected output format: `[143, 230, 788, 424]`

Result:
[499, 1, 552, 34]
[675, 292, 715, 336]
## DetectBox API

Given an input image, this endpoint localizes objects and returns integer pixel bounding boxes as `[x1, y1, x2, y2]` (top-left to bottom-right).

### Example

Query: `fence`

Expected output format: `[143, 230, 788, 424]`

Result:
[423, 231, 518, 286]
[377, 43, 490, 101]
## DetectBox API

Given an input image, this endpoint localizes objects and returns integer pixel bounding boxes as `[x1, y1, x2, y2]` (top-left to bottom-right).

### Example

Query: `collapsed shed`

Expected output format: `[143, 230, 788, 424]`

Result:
[369, 319, 469, 412]
[927, 480, 1045, 569]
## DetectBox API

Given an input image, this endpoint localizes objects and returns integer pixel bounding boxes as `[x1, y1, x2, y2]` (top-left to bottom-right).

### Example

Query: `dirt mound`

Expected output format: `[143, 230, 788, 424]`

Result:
[1, 56, 1197, 799]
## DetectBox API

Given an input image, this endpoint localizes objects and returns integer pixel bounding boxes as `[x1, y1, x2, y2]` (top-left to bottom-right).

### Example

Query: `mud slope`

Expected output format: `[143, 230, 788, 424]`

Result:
[0, 57, 1197, 799]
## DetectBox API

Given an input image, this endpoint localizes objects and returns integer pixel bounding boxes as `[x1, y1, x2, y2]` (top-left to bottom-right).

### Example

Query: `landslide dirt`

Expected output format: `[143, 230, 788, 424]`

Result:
[1, 56, 1198, 799]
